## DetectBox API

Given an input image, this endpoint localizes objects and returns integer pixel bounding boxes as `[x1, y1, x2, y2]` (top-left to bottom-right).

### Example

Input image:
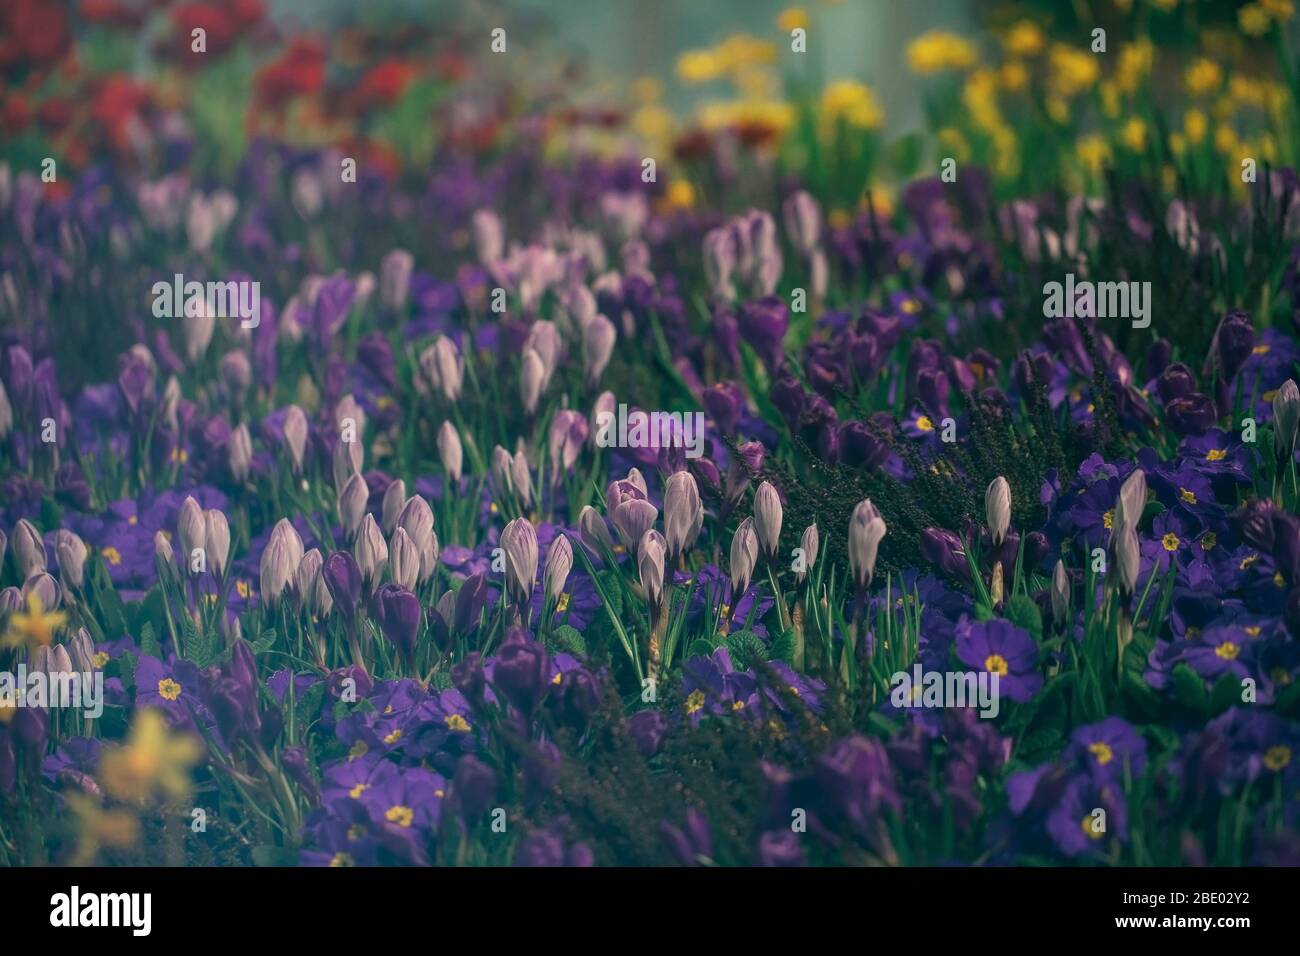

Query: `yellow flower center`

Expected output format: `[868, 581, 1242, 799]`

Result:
[732, 700, 746, 711]
[236, 580, 252, 599]
[1102, 510, 1114, 530]
[347, 824, 366, 840]
[92, 651, 110, 668]
[1215, 641, 1240, 660]
[1206, 448, 1227, 461]
[348, 741, 369, 761]
[916, 415, 935, 432]
[383, 729, 403, 745]
[685, 689, 706, 714]
[128, 514, 139, 525]
[1081, 816, 1105, 841]
[983, 654, 1009, 677]
[157, 678, 182, 701]
[1264, 745, 1292, 772]
[1240, 553, 1259, 570]
[385, 805, 414, 827]
[1179, 488, 1197, 505]
[444, 714, 471, 733]
[556, 592, 571, 612]
[1088, 742, 1114, 765]
[329, 853, 355, 867]
[1162, 532, 1180, 552]
[1252, 343, 1270, 355]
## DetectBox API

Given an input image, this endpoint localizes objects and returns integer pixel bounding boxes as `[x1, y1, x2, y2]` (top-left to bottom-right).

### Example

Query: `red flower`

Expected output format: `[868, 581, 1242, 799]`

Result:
[90, 74, 151, 152]
[37, 96, 74, 132]
[346, 59, 419, 113]
[0, 0, 72, 75]
[171, 3, 241, 64]
[1, 94, 32, 137]
[78, 0, 147, 28]
[255, 37, 326, 111]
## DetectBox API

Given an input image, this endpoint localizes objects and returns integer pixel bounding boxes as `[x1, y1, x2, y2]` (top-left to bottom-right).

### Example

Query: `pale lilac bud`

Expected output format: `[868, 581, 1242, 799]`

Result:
[753, 481, 784, 559]
[271, 518, 305, 572]
[23, 571, 59, 610]
[154, 531, 175, 572]
[544, 534, 574, 600]
[492, 445, 515, 496]
[354, 513, 388, 593]
[421, 335, 463, 402]
[68, 627, 96, 673]
[0, 379, 11, 439]
[379, 248, 414, 312]
[729, 517, 759, 597]
[579, 505, 615, 554]
[590, 390, 616, 444]
[521, 348, 546, 415]
[13, 518, 46, 578]
[985, 477, 1011, 547]
[606, 477, 658, 552]
[638, 529, 666, 609]
[55, 530, 87, 590]
[1273, 379, 1300, 462]
[292, 548, 324, 613]
[418, 527, 439, 585]
[228, 423, 252, 482]
[1115, 524, 1140, 595]
[381, 479, 406, 536]
[260, 536, 294, 609]
[726, 442, 764, 503]
[524, 321, 562, 387]
[282, 404, 309, 473]
[848, 500, 887, 592]
[1051, 559, 1070, 624]
[511, 450, 532, 508]
[1116, 469, 1147, 536]
[663, 471, 703, 558]
[389, 527, 421, 591]
[182, 309, 215, 364]
[798, 523, 819, 583]
[501, 517, 538, 606]
[548, 410, 588, 481]
[438, 421, 463, 485]
[782, 190, 822, 256]
[472, 209, 504, 266]
[397, 495, 434, 556]
[583, 314, 616, 387]
[703, 227, 737, 300]
[204, 509, 231, 580]
[338, 472, 369, 540]
[333, 434, 363, 497]
[219, 350, 252, 399]
[178, 497, 206, 574]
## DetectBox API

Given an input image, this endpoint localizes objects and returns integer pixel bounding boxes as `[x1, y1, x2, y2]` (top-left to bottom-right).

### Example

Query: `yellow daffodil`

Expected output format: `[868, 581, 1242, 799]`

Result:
[1002, 20, 1045, 57]
[1076, 135, 1111, 177]
[1239, 3, 1272, 35]
[907, 31, 978, 73]
[1185, 58, 1223, 96]
[98, 709, 203, 805]
[676, 49, 723, 84]
[819, 79, 885, 131]
[1120, 117, 1147, 152]
[67, 793, 140, 866]
[3, 591, 67, 651]
[1048, 44, 1099, 97]
[777, 7, 808, 33]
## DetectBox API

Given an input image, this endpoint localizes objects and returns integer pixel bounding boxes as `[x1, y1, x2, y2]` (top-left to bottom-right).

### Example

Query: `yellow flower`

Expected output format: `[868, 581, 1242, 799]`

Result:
[999, 60, 1029, 93]
[819, 79, 885, 131]
[1214, 124, 1239, 154]
[1002, 20, 1045, 57]
[633, 104, 674, 143]
[907, 31, 978, 73]
[3, 591, 68, 651]
[1239, 4, 1272, 36]
[677, 49, 723, 84]
[98, 709, 203, 805]
[715, 34, 778, 72]
[962, 69, 1003, 133]
[664, 179, 696, 210]
[937, 127, 971, 164]
[1184, 108, 1208, 144]
[777, 7, 807, 32]
[1262, 0, 1294, 19]
[67, 793, 140, 866]
[1120, 117, 1147, 152]
[1048, 44, 1099, 97]
[1185, 58, 1223, 96]
[1229, 75, 1267, 107]
[1076, 135, 1110, 177]
[1116, 40, 1154, 94]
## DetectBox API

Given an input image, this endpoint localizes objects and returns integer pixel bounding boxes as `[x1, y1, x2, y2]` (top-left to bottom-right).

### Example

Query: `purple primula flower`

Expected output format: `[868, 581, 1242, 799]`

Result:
[954, 617, 1042, 702]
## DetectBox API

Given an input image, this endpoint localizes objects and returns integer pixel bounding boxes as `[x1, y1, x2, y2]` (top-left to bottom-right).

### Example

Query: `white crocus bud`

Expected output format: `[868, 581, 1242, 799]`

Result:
[438, 421, 463, 486]
[753, 481, 784, 559]
[337, 472, 370, 541]
[729, 517, 759, 598]
[985, 476, 1011, 547]
[204, 509, 231, 580]
[381, 479, 407, 536]
[544, 534, 574, 601]
[389, 527, 421, 592]
[848, 499, 887, 592]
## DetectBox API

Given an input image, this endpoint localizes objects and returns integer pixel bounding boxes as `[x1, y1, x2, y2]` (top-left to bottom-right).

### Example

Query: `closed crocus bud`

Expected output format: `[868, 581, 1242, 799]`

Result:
[726, 441, 764, 503]
[354, 513, 388, 593]
[848, 500, 887, 592]
[0, 586, 21, 612]
[985, 477, 1011, 547]
[293, 548, 324, 612]
[1164, 393, 1218, 435]
[379, 248, 414, 312]
[472, 209, 504, 266]
[373, 584, 421, 665]
[438, 421, 464, 485]
[219, 350, 252, 400]
[1115, 524, 1141, 596]
[798, 523, 819, 583]
[753, 481, 784, 559]
[381, 478, 406, 536]
[332, 436, 364, 497]
[578, 505, 615, 554]
[730, 518, 759, 597]
[323, 550, 362, 618]
[511, 450, 532, 508]
[583, 314, 616, 386]
[337, 472, 369, 541]
[1213, 310, 1254, 382]
[492, 445, 515, 496]
[590, 390, 616, 444]
[259, 536, 294, 609]
[547, 410, 588, 481]
[782, 190, 821, 256]
[68, 627, 96, 673]
[13, 518, 46, 578]
[282, 404, 309, 473]
[418, 527, 439, 585]
[1051, 560, 1070, 624]
[177, 497, 206, 574]
[0, 379, 11, 439]
[397, 495, 434, 556]
[24, 571, 60, 610]
[154, 530, 175, 572]
[271, 518, 305, 571]
[204, 509, 231, 580]
[1273, 379, 1300, 462]
[501, 518, 539, 606]
[182, 309, 215, 364]
[421, 335, 463, 402]
[388, 527, 420, 591]
[638, 529, 667, 608]
[702, 227, 737, 300]
[0, 529, 6, 571]
[543, 534, 573, 600]
[663, 471, 703, 559]
[228, 423, 252, 482]
[55, 531, 87, 590]
[1116, 468, 1147, 535]
[520, 348, 546, 415]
